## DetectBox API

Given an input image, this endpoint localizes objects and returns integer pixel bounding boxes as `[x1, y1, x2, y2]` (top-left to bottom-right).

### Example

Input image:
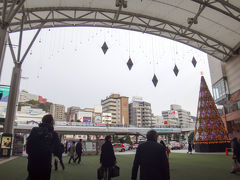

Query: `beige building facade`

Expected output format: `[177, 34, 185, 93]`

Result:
[208, 55, 240, 139]
[101, 94, 129, 126]
[50, 104, 66, 121]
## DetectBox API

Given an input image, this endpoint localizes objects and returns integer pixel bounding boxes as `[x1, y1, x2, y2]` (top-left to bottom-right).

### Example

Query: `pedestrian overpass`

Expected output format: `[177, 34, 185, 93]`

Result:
[0, 124, 194, 135]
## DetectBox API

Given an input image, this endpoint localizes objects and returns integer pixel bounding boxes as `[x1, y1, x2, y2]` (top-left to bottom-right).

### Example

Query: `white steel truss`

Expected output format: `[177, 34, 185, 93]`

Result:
[5, 7, 234, 62]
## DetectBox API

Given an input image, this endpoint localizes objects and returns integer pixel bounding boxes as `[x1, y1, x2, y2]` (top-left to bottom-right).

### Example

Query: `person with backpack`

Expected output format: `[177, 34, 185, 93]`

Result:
[75, 139, 83, 164]
[54, 142, 65, 170]
[26, 114, 60, 180]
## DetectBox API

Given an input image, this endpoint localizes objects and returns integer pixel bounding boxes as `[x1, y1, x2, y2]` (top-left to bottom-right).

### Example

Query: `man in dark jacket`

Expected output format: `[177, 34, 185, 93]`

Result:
[75, 139, 83, 164]
[131, 130, 170, 180]
[26, 114, 60, 180]
[100, 135, 116, 180]
[54, 142, 65, 170]
[231, 137, 240, 173]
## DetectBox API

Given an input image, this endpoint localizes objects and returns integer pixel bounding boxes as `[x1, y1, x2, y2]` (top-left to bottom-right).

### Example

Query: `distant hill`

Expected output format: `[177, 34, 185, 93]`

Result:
[18, 100, 52, 112]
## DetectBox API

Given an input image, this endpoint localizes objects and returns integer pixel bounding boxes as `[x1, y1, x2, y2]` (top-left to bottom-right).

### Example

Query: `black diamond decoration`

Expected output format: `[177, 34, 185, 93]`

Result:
[152, 74, 158, 87]
[173, 65, 179, 77]
[127, 58, 133, 70]
[192, 56, 197, 67]
[101, 42, 108, 54]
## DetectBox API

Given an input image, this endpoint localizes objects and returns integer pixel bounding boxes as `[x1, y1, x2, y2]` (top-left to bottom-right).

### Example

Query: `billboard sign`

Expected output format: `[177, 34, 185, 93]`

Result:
[77, 111, 92, 122]
[27, 109, 42, 115]
[0, 85, 10, 118]
[168, 110, 178, 118]
[0, 85, 10, 102]
[94, 115, 102, 123]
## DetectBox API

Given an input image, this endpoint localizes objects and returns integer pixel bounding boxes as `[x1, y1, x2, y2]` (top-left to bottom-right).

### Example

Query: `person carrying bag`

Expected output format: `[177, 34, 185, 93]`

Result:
[99, 135, 118, 180]
[110, 165, 120, 178]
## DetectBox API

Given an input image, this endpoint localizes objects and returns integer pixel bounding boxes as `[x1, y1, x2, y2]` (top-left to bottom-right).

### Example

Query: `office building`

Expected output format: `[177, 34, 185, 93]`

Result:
[50, 104, 65, 121]
[19, 90, 47, 103]
[101, 94, 129, 125]
[129, 97, 153, 127]
[66, 106, 81, 121]
[162, 104, 192, 127]
[19, 90, 39, 102]
[208, 55, 240, 138]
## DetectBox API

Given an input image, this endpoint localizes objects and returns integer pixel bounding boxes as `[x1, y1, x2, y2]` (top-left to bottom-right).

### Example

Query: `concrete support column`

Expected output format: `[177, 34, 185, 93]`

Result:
[4, 63, 22, 133]
[0, 27, 7, 80]
[87, 135, 90, 141]
[59, 134, 64, 143]
[96, 135, 99, 155]
[135, 135, 139, 143]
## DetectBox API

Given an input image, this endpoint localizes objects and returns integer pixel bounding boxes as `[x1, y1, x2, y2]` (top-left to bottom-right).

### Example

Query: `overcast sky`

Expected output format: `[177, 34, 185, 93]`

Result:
[1, 27, 211, 116]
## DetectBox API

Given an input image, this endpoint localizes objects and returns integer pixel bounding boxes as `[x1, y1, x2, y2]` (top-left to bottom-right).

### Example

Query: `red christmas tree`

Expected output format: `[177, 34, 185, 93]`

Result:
[193, 76, 230, 152]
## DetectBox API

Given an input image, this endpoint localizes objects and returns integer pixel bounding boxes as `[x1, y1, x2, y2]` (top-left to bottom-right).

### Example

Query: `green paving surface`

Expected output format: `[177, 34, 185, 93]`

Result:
[0, 153, 240, 180]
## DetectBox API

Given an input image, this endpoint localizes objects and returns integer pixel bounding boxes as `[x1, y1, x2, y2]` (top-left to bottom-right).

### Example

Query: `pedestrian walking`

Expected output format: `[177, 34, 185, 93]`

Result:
[160, 140, 167, 150]
[54, 142, 65, 170]
[26, 114, 60, 180]
[187, 142, 193, 154]
[166, 146, 171, 158]
[68, 141, 76, 164]
[100, 135, 116, 180]
[160, 140, 169, 158]
[230, 137, 240, 173]
[75, 139, 83, 164]
[131, 130, 170, 180]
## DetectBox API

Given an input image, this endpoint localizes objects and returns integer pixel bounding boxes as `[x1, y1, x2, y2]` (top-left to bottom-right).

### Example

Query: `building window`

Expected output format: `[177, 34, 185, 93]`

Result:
[212, 77, 229, 103]
[237, 101, 240, 110]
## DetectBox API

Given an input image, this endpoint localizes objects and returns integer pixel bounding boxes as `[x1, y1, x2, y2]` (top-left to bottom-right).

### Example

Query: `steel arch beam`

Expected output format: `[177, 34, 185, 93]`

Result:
[7, 7, 235, 61]
[192, 0, 240, 23]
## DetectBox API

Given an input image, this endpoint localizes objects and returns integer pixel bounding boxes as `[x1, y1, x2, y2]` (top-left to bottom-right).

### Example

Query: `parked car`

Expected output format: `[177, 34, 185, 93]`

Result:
[123, 143, 131, 150]
[112, 143, 127, 152]
[169, 141, 181, 150]
[132, 143, 139, 149]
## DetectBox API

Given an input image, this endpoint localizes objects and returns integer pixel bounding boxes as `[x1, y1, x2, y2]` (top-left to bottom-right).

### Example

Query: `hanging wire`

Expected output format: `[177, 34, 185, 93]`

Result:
[151, 36, 155, 73]
[74, 27, 78, 51]
[128, 30, 131, 58]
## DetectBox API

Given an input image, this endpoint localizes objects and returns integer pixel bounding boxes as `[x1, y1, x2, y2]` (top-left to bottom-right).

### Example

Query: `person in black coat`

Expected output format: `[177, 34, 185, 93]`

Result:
[26, 114, 60, 180]
[75, 139, 83, 164]
[100, 135, 116, 180]
[188, 142, 193, 154]
[54, 142, 65, 170]
[231, 137, 240, 173]
[131, 130, 170, 180]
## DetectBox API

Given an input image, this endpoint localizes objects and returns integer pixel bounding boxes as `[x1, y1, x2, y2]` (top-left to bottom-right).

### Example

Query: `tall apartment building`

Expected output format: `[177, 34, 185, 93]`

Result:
[162, 104, 192, 127]
[162, 110, 179, 127]
[208, 55, 240, 138]
[152, 115, 165, 127]
[129, 97, 153, 127]
[50, 104, 65, 121]
[102, 113, 112, 124]
[66, 106, 81, 121]
[101, 94, 129, 126]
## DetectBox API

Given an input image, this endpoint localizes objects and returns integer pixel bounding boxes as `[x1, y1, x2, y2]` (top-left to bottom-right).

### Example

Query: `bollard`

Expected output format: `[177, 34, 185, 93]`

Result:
[225, 147, 228, 155]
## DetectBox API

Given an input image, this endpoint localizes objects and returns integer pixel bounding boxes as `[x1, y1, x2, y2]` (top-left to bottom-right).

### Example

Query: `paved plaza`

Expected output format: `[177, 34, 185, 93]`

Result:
[0, 153, 239, 180]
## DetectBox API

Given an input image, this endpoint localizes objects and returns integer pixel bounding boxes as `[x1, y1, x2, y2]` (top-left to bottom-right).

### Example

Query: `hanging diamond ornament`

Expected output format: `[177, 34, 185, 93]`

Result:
[101, 41, 108, 54]
[152, 74, 158, 87]
[127, 58, 133, 70]
[192, 56, 197, 67]
[173, 65, 179, 76]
